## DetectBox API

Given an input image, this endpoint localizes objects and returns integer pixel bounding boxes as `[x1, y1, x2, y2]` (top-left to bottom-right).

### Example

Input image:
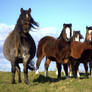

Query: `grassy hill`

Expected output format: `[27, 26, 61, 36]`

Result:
[0, 71, 92, 92]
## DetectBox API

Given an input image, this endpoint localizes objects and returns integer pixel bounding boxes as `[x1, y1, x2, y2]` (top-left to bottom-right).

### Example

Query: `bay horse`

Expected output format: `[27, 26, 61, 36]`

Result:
[70, 26, 92, 78]
[36, 24, 72, 79]
[3, 8, 39, 84]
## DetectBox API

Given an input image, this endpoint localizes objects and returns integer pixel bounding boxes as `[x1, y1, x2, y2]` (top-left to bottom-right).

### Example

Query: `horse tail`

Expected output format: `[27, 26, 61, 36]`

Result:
[37, 40, 44, 58]
[37, 37, 48, 58]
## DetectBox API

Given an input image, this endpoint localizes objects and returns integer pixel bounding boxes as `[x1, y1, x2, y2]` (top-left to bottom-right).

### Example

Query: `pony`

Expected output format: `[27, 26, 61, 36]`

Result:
[68, 30, 84, 77]
[3, 8, 39, 84]
[70, 26, 92, 77]
[36, 24, 72, 79]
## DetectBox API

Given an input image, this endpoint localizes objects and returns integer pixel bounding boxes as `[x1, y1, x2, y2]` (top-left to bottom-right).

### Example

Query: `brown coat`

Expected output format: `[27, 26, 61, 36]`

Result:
[70, 41, 92, 59]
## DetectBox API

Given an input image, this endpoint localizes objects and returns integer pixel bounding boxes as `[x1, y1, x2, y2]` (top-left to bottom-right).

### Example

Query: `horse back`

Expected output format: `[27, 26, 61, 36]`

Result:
[37, 36, 56, 58]
[70, 41, 92, 59]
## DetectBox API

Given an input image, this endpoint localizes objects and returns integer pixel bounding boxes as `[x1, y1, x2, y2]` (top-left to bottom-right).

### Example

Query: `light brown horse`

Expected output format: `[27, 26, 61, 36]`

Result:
[3, 8, 39, 84]
[36, 24, 72, 79]
[68, 30, 84, 77]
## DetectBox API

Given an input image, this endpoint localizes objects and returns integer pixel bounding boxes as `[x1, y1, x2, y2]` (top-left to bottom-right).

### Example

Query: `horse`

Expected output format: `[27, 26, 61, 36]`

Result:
[36, 23, 72, 79]
[69, 26, 92, 78]
[68, 30, 84, 77]
[3, 8, 39, 84]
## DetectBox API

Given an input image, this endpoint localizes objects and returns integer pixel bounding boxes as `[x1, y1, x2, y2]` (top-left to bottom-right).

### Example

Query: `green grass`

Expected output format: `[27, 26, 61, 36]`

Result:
[0, 71, 92, 92]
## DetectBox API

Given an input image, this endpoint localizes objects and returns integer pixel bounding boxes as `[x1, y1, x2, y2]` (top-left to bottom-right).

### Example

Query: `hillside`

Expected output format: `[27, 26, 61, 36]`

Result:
[0, 71, 92, 92]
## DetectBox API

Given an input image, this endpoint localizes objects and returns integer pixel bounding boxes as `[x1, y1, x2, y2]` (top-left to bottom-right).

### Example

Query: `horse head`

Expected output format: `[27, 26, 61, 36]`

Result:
[62, 23, 72, 42]
[85, 26, 92, 43]
[73, 31, 83, 41]
[18, 8, 39, 33]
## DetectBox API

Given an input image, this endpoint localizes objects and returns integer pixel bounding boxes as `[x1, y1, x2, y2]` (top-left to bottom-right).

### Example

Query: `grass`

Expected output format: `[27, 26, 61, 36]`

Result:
[0, 71, 92, 92]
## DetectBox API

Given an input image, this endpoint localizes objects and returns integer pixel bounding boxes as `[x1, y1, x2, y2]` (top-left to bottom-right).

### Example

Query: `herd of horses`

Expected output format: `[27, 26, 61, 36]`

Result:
[3, 8, 92, 84]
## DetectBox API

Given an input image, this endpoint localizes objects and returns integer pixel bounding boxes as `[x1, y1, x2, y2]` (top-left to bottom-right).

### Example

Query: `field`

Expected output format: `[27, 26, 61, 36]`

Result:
[0, 71, 92, 92]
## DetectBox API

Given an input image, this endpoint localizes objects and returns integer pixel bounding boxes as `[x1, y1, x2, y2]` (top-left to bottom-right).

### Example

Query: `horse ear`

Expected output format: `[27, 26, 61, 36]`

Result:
[21, 8, 23, 14]
[63, 24, 65, 27]
[86, 26, 88, 32]
[86, 26, 88, 29]
[29, 8, 31, 13]
[70, 24, 72, 27]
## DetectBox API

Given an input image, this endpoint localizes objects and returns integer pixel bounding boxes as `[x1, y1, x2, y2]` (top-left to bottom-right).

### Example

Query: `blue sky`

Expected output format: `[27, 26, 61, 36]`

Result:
[0, 0, 92, 34]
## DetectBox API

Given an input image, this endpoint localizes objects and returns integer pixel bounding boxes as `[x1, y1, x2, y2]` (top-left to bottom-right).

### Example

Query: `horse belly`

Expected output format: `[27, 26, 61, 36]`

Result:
[3, 37, 17, 61]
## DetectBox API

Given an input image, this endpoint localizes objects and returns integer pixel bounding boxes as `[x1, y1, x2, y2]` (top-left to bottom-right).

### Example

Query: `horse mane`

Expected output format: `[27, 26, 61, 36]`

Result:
[30, 17, 39, 29]
[14, 15, 39, 32]
[58, 29, 63, 39]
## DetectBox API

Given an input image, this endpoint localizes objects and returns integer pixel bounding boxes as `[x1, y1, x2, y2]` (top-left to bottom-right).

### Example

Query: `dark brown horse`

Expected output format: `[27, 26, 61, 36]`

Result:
[70, 26, 92, 77]
[36, 24, 72, 79]
[3, 8, 39, 84]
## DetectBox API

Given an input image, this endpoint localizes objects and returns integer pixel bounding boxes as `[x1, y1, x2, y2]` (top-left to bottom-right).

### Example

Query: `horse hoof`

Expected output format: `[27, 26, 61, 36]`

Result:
[56, 71, 58, 75]
[65, 76, 69, 78]
[11, 81, 16, 84]
[18, 80, 22, 83]
[24, 80, 30, 85]
[57, 76, 61, 80]
[35, 70, 39, 74]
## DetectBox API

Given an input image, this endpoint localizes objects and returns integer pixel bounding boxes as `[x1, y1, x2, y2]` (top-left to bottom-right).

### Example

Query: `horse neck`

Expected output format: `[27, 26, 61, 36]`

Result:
[14, 20, 21, 30]
[58, 33, 70, 46]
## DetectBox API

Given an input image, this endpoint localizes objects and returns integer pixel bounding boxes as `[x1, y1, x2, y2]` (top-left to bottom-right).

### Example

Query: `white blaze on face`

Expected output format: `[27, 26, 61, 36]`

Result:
[88, 30, 92, 41]
[88, 30, 92, 34]
[75, 35, 79, 41]
[65, 27, 70, 39]
[26, 14, 28, 18]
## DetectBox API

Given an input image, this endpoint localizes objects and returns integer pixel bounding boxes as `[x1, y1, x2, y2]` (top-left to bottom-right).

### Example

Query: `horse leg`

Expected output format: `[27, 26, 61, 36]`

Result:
[63, 64, 69, 78]
[83, 62, 88, 78]
[69, 64, 72, 77]
[56, 66, 58, 75]
[77, 69, 80, 78]
[11, 62, 16, 84]
[16, 63, 22, 83]
[89, 61, 92, 76]
[72, 62, 77, 78]
[56, 62, 61, 79]
[23, 61, 29, 84]
[74, 62, 81, 78]
[44, 58, 50, 77]
[23, 55, 30, 84]
[35, 56, 44, 74]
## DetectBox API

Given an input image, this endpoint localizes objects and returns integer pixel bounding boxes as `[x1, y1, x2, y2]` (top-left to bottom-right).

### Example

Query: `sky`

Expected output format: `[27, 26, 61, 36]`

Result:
[0, 0, 92, 33]
[0, 0, 92, 72]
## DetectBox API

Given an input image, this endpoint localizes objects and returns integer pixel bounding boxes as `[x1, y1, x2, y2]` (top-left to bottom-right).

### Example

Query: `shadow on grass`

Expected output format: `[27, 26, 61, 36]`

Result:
[33, 74, 66, 83]
[79, 73, 90, 79]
